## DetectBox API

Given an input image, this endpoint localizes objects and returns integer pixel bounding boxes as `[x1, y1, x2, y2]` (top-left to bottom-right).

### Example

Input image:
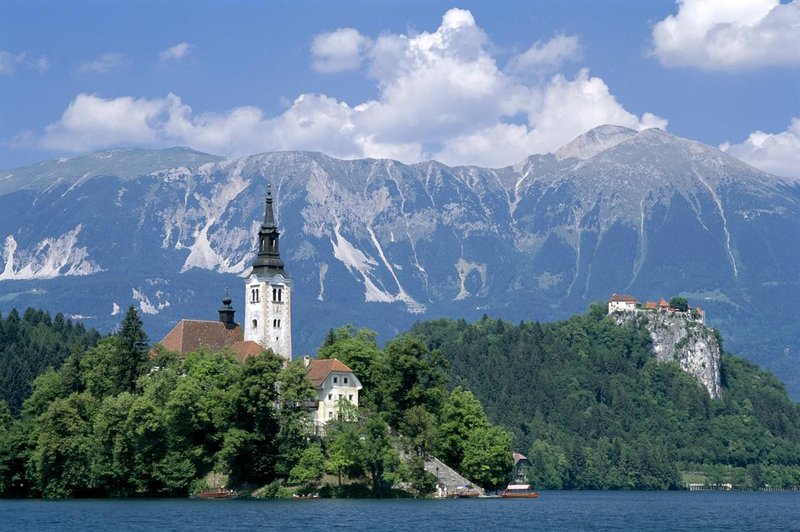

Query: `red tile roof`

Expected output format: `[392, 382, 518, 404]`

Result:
[305, 358, 355, 387]
[609, 293, 637, 303]
[229, 341, 266, 363]
[158, 319, 247, 358]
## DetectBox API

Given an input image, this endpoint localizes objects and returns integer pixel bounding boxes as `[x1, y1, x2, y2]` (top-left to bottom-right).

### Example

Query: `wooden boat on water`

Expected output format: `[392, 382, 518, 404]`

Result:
[194, 487, 235, 499]
[500, 484, 540, 499]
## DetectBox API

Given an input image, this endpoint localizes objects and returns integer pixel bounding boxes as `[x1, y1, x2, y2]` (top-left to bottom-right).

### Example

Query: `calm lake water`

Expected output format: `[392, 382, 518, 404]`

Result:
[1, 491, 798, 531]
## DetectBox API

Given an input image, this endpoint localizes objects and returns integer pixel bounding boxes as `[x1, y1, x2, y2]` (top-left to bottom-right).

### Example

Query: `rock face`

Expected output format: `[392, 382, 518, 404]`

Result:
[612, 310, 721, 398]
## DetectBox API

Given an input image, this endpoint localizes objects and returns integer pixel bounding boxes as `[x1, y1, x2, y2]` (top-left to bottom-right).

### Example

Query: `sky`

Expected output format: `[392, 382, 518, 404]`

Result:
[1, 0, 798, 176]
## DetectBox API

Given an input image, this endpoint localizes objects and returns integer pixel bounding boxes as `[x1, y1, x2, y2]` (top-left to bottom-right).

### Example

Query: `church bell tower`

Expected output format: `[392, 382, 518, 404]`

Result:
[244, 185, 292, 361]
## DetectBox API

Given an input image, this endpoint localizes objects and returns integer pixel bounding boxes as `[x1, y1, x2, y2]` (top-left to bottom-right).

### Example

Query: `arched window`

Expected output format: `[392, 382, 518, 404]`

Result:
[252, 319, 257, 329]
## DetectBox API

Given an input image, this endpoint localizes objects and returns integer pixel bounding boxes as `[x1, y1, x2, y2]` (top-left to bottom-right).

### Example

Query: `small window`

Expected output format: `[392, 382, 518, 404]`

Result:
[251, 287, 260, 303]
[328, 394, 332, 401]
[328, 411, 333, 419]
[344, 377, 349, 384]
[252, 319, 257, 329]
[333, 376, 338, 384]
[349, 395, 353, 401]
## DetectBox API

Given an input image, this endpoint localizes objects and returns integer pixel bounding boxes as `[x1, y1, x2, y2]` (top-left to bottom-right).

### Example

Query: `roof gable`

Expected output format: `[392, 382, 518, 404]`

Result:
[306, 358, 362, 389]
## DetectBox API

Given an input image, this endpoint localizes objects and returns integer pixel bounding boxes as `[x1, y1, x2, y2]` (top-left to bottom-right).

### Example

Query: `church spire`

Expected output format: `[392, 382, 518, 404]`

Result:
[218, 288, 236, 328]
[250, 184, 286, 277]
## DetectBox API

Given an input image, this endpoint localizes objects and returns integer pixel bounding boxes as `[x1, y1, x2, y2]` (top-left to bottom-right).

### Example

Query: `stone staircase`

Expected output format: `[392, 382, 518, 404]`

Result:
[424, 456, 484, 496]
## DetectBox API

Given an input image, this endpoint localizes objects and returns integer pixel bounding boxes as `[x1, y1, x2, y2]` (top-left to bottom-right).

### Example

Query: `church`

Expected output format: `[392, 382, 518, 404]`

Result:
[157, 185, 361, 429]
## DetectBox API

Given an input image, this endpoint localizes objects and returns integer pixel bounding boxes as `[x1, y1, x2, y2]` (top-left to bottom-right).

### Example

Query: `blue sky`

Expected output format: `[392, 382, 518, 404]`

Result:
[1, 0, 798, 175]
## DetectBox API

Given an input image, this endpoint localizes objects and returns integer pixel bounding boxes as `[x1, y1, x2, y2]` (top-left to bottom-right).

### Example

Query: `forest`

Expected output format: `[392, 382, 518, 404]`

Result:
[0, 309, 100, 415]
[412, 304, 800, 490]
[1, 304, 800, 497]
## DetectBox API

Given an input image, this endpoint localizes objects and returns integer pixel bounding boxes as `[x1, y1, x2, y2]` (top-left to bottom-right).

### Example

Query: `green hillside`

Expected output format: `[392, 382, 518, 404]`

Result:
[412, 305, 800, 489]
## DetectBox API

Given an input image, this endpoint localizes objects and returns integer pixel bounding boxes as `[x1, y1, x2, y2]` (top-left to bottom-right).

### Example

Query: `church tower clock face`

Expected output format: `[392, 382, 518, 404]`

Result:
[244, 185, 292, 362]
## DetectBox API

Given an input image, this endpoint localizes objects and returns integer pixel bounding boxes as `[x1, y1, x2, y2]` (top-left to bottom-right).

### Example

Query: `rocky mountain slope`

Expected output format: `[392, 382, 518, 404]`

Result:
[1, 126, 798, 396]
[612, 309, 721, 398]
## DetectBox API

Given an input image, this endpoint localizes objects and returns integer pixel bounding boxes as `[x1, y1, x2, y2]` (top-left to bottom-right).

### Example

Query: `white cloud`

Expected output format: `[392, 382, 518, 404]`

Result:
[652, 0, 800, 70]
[0, 49, 50, 75]
[34, 8, 664, 168]
[720, 119, 800, 178]
[78, 52, 127, 74]
[311, 28, 371, 73]
[508, 34, 581, 71]
[159, 42, 192, 61]
[41, 93, 167, 151]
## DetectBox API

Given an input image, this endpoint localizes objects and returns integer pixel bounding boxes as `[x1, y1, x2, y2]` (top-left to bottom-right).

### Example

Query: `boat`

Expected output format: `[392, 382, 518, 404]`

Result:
[193, 487, 235, 499]
[500, 484, 540, 498]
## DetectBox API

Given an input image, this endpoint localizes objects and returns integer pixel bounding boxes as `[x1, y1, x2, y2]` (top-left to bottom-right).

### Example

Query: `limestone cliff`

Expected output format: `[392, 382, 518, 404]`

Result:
[612, 310, 722, 399]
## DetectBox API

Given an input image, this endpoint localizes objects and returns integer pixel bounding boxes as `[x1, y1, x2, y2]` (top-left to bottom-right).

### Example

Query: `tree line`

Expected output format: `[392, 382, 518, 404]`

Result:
[0, 308, 100, 415]
[3, 303, 799, 496]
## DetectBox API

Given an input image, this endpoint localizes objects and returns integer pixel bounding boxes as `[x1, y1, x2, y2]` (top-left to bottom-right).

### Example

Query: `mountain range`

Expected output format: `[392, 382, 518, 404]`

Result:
[1, 125, 798, 397]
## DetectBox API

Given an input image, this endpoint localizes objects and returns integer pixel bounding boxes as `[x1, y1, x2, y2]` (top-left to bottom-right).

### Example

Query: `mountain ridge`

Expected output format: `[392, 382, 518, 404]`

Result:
[1, 126, 799, 397]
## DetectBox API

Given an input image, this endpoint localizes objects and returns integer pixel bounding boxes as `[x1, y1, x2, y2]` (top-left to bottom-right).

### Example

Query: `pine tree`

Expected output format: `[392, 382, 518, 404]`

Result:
[116, 306, 149, 393]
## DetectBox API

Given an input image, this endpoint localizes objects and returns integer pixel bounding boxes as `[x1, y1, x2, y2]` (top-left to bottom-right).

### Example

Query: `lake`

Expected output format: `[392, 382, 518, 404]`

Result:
[1, 491, 798, 531]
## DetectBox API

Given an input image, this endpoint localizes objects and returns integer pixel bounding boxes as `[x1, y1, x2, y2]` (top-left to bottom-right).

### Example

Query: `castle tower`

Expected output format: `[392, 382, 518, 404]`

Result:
[244, 185, 292, 361]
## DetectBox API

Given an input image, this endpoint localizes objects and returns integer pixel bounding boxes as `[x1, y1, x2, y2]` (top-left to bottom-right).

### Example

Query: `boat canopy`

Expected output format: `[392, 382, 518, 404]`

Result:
[506, 484, 531, 490]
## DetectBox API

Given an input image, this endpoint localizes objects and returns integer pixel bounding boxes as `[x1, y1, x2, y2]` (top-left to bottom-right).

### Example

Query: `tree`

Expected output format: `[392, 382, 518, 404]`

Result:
[79, 337, 121, 398]
[30, 393, 97, 498]
[374, 334, 446, 430]
[361, 414, 401, 496]
[434, 387, 492, 469]
[91, 392, 137, 495]
[289, 444, 325, 487]
[21, 368, 65, 420]
[324, 419, 365, 485]
[528, 440, 568, 489]
[274, 359, 316, 477]
[669, 297, 689, 312]
[116, 306, 149, 392]
[400, 405, 438, 457]
[460, 425, 513, 490]
[222, 352, 283, 485]
[402, 455, 437, 497]
[317, 325, 382, 406]
[0, 415, 32, 497]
